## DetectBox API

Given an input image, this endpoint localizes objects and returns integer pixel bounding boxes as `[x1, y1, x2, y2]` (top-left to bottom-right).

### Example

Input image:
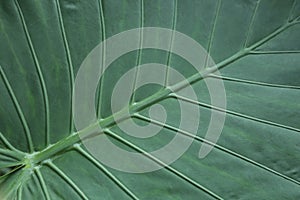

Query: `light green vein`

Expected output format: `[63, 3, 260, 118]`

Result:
[244, 0, 261, 48]
[14, 0, 50, 148]
[104, 129, 223, 200]
[288, 0, 297, 22]
[96, 0, 106, 119]
[250, 50, 300, 54]
[164, 0, 177, 86]
[35, 168, 50, 200]
[131, 0, 144, 103]
[0, 164, 24, 180]
[134, 113, 300, 186]
[0, 65, 33, 152]
[45, 161, 88, 200]
[55, 0, 75, 134]
[205, 0, 221, 68]
[249, 19, 299, 51]
[17, 185, 22, 200]
[0, 127, 23, 154]
[0, 148, 23, 161]
[209, 74, 300, 89]
[74, 145, 139, 200]
[173, 94, 300, 132]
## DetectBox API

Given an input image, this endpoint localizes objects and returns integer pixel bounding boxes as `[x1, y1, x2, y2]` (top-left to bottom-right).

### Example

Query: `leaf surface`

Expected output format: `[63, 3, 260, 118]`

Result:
[0, 0, 300, 199]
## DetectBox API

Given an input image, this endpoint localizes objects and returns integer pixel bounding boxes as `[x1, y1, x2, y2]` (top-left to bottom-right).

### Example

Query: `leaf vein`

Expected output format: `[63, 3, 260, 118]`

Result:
[131, 0, 145, 103]
[96, 0, 107, 119]
[14, 0, 50, 148]
[55, 0, 75, 134]
[104, 129, 223, 200]
[46, 161, 89, 200]
[244, 0, 261, 48]
[0, 65, 32, 152]
[164, 0, 178, 86]
[74, 145, 139, 200]
[35, 168, 50, 200]
[209, 74, 300, 89]
[205, 0, 222, 68]
[250, 50, 300, 54]
[134, 113, 300, 186]
[174, 94, 300, 133]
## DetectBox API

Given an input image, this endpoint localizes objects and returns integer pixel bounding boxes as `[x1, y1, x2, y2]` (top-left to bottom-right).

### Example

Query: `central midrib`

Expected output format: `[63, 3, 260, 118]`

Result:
[31, 48, 245, 165]
[31, 19, 297, 166]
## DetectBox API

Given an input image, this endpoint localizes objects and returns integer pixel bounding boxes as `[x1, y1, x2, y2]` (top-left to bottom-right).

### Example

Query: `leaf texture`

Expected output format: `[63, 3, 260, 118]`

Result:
[0, 0, 300, 199]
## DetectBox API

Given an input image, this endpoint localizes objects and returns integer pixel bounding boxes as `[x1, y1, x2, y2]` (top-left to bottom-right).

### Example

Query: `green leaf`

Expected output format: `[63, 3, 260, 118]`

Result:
[0, 0, 300, 199]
